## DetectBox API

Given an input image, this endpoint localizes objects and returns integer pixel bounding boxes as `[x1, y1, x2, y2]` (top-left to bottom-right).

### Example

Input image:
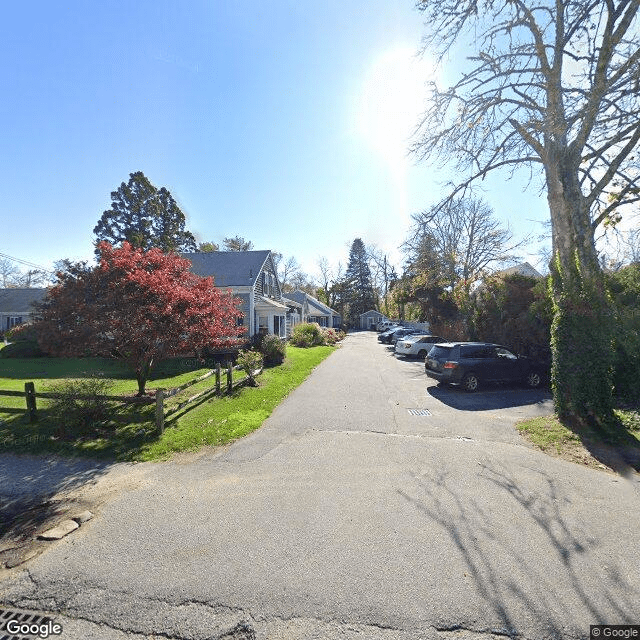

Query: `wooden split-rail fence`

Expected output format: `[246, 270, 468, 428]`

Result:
[0, 362, 262, 434]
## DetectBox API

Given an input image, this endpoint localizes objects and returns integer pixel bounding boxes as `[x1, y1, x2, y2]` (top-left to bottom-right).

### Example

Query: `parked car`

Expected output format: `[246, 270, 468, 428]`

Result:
[376, 320, 397, 332]
[377, 326, 400, 342]
[395, 335, 445, 359]
[385, 327, 421, 346]
[424, 342, 546, 392]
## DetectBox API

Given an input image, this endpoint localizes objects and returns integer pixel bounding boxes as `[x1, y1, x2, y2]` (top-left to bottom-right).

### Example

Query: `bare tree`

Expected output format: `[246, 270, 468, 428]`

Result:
[0, 258, 21, 287]
[367, 246, 399, 316]
[0, 260, 48, 287]
[406, 197, 528, 288]
[17, 269, 48, 287]
[316, 257, 344, 309]
[277, 256, 305, 293]
[412, 0, 640, 427]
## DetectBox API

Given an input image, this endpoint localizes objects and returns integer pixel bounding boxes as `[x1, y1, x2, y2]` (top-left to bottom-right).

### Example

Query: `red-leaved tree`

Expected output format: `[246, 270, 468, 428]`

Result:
[36, 242, 245, 395]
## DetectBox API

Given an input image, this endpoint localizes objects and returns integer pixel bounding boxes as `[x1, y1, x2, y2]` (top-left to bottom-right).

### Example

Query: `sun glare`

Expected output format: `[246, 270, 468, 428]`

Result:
[356, 46, 433, 168]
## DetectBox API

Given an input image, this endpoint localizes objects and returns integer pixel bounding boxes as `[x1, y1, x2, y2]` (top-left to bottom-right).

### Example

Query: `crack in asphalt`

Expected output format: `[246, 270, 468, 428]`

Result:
[1, 577, 543, 640]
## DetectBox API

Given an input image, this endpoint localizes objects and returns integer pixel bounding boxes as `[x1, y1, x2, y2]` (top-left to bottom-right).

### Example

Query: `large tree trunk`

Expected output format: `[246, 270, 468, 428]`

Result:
[545, 157, 614, 429]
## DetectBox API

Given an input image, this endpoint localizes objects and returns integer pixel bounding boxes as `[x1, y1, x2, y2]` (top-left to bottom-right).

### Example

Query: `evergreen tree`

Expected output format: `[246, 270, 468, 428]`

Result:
[93, 171, 196, 254]
[223, 236, 254, 251]
[344, 238, 376, 326]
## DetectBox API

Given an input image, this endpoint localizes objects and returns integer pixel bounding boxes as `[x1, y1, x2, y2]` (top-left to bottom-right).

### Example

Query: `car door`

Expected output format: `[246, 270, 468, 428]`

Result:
[492, 347, 522, 381]
[460, 345, 493, 379]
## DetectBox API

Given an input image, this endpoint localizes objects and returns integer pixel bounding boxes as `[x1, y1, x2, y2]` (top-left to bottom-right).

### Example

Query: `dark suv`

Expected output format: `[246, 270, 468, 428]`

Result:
[424, 342, 545, 392]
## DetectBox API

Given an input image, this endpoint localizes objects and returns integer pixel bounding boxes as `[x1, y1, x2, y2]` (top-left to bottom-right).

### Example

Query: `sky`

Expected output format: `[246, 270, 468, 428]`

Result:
[1, 0, 554, 283]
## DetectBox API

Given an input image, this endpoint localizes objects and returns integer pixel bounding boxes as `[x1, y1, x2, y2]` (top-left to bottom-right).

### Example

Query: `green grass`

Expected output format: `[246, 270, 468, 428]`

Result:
[0, 346, 334, 461]
[516, 416, 584, 454]
[517, 402, 640, 471]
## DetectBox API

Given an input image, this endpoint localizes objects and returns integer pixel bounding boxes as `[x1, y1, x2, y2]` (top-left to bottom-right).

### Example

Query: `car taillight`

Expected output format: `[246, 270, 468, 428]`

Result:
[443, 361, 458, 369]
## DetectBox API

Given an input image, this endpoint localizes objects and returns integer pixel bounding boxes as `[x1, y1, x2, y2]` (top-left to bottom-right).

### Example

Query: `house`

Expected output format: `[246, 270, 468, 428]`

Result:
[358, 310, 387, 330]
[492, 262, 544, 279]
[282, 296, 307, 336]
[286, 290, 341, 329]
[0, 288, 47, 335]
[472, 262, 544, 295]
[183, 250, 289, 338]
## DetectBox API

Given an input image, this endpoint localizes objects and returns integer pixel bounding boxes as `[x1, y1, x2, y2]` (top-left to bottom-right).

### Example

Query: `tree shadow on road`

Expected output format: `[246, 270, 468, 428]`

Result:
[397, 460, 639, 637]
[0, 454, 114, 562]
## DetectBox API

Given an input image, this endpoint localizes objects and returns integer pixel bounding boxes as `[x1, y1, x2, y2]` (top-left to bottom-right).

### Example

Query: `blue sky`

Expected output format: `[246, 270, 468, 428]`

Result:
[2, 0, 551, 281]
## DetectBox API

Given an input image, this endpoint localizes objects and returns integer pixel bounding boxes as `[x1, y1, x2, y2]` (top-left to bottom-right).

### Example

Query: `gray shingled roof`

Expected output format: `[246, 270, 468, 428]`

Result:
[0, 288, 47, 313]
[181, 251, 271, 287]
[288, 290, 339, 316]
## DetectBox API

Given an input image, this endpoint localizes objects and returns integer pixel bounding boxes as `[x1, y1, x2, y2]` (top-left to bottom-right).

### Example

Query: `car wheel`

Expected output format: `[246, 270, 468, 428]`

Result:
[417, 349, 427, 359]
[525, 371, 542, 388]
[461, 372, 480, 392]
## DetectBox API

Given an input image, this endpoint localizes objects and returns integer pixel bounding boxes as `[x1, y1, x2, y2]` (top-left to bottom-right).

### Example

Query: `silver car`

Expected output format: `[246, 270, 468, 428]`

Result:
[395, 335, 445, 359]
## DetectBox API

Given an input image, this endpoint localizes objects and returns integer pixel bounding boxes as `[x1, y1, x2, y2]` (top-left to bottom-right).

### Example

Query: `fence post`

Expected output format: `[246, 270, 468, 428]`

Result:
[226, 362, 233, 393]
[156, 388, 165, 434]
[25, 382, 37, 423]
[216, 363, 221, 395]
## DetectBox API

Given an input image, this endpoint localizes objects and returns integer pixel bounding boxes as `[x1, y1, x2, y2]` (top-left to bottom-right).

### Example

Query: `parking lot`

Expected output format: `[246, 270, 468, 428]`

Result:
[369, 328, 554, 446]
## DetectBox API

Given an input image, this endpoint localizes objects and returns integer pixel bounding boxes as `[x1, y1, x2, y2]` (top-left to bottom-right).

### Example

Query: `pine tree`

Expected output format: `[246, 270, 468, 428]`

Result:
[344, 238, 376, 326]
[93, 171, 196, 254]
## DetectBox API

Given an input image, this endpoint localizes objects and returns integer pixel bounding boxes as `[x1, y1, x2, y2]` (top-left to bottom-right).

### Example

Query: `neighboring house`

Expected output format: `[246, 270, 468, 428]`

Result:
[492, 262, 544, 279]
[0, 288, 47, 334]
[183, 250, 289, 338]
[473, 262, 544, 295]
[282, 296, 307, 337]
[358, 310, 386, 330]
[286, 290, 341, 329]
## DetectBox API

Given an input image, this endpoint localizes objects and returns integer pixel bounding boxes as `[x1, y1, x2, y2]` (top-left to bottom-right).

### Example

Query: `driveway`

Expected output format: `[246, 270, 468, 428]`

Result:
[1, 332, 639, 640]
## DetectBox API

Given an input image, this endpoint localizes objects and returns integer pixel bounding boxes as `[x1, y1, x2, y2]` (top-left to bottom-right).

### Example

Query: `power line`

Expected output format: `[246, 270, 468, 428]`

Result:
[0, 251, 55, 274]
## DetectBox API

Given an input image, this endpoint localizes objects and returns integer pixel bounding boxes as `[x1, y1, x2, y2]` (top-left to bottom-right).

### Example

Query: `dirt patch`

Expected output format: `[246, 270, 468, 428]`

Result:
[526, 436, 618, 473]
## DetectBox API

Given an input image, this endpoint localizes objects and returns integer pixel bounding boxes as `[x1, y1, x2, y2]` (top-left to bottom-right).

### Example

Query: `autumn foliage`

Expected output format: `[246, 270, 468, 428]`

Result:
[36, 242, 245, 394]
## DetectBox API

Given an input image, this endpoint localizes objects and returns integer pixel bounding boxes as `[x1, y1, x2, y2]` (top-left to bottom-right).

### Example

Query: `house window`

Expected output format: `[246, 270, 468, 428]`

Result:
[7, 317, 23, 330]
[236, 316, 244, 327]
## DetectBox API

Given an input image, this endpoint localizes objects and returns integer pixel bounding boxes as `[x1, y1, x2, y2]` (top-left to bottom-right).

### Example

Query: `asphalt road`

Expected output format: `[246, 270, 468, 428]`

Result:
[1, 332, 639, 640]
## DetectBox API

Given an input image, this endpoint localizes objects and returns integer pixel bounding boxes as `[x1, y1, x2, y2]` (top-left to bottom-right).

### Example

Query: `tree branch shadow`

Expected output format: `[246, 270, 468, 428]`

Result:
[397, 460, 639, 637]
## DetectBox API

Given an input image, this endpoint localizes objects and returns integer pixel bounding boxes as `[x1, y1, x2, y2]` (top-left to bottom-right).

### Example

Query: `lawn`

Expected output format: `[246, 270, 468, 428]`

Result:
[516, 403, 640, 472]
[0, 346, 334, 461]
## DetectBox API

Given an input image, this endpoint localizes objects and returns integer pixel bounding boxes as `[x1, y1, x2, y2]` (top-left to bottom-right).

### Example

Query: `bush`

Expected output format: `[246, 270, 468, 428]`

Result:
[236, 350, 264, 386]
[6, 323, 40, 342]
[260, 334, 286, 365]
[0, 340, 45, 358]
[321, 328, 345, 345]
[290, 323, 325, 347]
[47, 377, 115, 438]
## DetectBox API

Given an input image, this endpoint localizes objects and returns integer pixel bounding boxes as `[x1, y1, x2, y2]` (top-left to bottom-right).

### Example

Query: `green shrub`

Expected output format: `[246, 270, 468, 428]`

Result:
[6, 323, 40, 342]
[260, 334, 286, 365]
[290, 323, 325, 347]
[0, 340, 45, 358]
[47, 377, 115, 438]
[612, 312, 640, 401]
[236, 350, 264, 386]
